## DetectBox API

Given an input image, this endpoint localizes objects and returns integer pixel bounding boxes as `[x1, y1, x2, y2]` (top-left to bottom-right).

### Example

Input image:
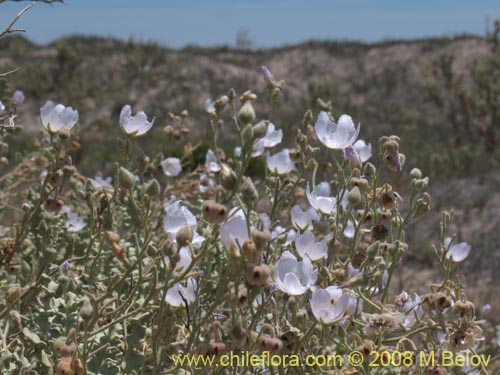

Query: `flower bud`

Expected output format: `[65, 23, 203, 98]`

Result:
[348, 186, 362, 205]
[79, 298, 93, 321]
[176, 225, 194, 247]
[112, 243, 126, 260]
[252, 121, 267, 139]
[220, 164, 237, 190]
[371, 224, 389, 241]
[145, 178, 161, 197]
[46, 198, 64, 213]
[242, 240, 261, 264]
[364, 162, 377, 176]
[118, 167, 135, 190]
[410, 168, 422, 179]
[56, 355, 83, 375]
[251, 229, 272, 251]
[227, 88, 237, 101]
[241, 177, 258, 203]
[54, 337, 77, 356]
[63, 165, 75, 177]
[412, 177, 429, 191]
[241, 123, 254, 146]
[105, 231, 120, 245]
[202, 200, 228, 224]
[238, 101, 256, 124]
[0, 157, 8, 166]
[7, 285, 21, 303]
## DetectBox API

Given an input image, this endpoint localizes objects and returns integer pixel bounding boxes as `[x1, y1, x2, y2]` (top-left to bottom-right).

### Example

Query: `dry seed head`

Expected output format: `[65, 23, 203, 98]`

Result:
[46, 198, 64, 213]
[7, 285, 21, 303]
[202, 200, 228, 224]
[245, 263, 271, 287]
[56, 355, 83, 375]
[105, 231, 120, 245]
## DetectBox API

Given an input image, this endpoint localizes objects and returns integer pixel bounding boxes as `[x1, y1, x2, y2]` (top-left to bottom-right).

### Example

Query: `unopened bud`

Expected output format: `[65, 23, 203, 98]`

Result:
[241, 123, 254, 146]
[220, 164, 237, 190]
[410, 168, 422, 179]
[252, 121, 267, 139]
[241, 177, 258, 203]
[7, 285, 21, 303]
[145, 178, 161, 197]
[348, 186, 362, 205]
[176, 225, 194, 247]
[118, 167, 135, 190]
[238, 101, 256, 124]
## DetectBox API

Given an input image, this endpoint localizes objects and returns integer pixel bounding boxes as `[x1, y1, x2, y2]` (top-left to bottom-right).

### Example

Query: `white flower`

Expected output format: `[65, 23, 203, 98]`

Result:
[161, 157, 182, 177]
[205, 149, 221, 173]
[163, 201, 204, 248]
[344, 139, 372, 163]
[219, 209, 249, 257]
[310, 287, 351, 325]
[12, 90, 25, 105]
[266, 149, 294, 175]
[252, 123, 283, 156]
[294, 230, 328, 261]
[204, 98, 215, 114]
[306, 181, 336, 215]
[234, 147, 242, 158]
[62, 206, 86, 232]
[291, 205, 319, 230]
[394, 291, 424, 327]
[0, 100, 5, 113]
[315, 111, 360, 150]
[343, 220, 356, 238]
[274, 251, 317, 295]
[165, 277, 197, 307]
[445, 237, 471, 262]
[39, 170, 48, 185]
[40, 100, 79, 134]
[119, 104, 154, 137]
[90, 175, 112, 189]
[198, 173, 215, 194]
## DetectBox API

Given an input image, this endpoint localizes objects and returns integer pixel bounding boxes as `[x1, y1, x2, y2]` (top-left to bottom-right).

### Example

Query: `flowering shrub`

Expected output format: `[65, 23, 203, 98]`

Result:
[0, 66, 498, 375]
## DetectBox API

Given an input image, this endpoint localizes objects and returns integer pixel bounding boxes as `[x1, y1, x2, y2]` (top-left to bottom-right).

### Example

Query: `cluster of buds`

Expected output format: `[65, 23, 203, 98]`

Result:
[243, 223, 272, 287]
[162, 110, 190, 141]
[379, 135, 405, 172]
[105, 230, 126, 261]
[261, 66, 285, 100]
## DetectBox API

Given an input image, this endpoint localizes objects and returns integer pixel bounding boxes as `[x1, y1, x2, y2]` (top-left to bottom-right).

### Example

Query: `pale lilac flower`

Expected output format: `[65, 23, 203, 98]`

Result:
[445, 237, 471, 262]
[271, 225, 296, 246]
[266, 149, 294, 175]
[0, 100, 5, 113]
[161, 157, 182, 177]
[90, 175, 112, 189]
[291, 205, 320, 230]
[119, 104, 154, 137]
[219, 209, 249, 257]
[310, 287, 351, 325]
[163, 201, 205, 248]
[261, 66, 275, 83]
[294, 230, 328, 261]
[315, 111, 360, 150]
[165, 278, 197, 307]
[344, 139, 372, 163]
[12, 90, 25, 105]
[306, 181, 336, 215]
[274, 251, 317, 295]
[481, 304, 491, 315]
[343, 220, 356, 238]
[252, 123, 283, 156]
[62, 206, 86, 232]
[205, 149, 221, 173]
[40, 100, 79, 134]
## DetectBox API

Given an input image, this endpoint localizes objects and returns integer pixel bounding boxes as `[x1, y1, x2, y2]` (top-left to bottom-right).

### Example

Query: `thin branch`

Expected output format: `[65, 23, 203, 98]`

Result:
[0, 2, 35, 38]
[0, 66, 22, 77]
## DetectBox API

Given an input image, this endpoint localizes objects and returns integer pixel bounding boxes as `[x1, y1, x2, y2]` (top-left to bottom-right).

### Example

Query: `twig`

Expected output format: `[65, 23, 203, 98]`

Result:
[0, 2, 35, 38]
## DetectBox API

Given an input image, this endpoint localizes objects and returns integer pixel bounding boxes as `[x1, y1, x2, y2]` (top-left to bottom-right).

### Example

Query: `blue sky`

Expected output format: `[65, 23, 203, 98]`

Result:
[1, 0, 500, 48]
